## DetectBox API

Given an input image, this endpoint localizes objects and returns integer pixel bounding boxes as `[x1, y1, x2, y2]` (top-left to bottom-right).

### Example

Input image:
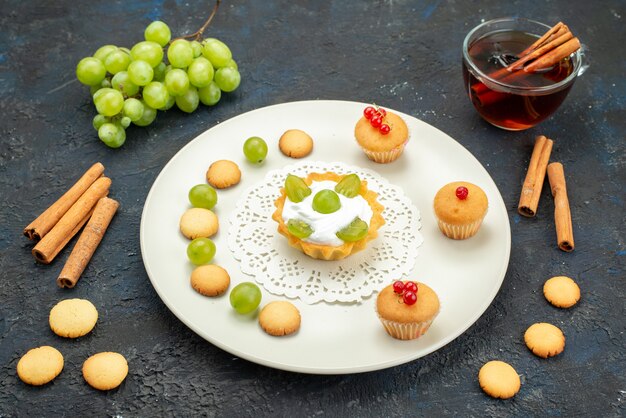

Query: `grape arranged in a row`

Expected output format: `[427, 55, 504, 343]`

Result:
[76, 20, 241, 148]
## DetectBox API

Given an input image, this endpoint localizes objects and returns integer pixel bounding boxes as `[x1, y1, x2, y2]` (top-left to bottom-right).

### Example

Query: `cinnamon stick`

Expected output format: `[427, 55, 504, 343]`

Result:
[518, 135, 554, 217]
[32, 177, 111, 264]
[24, 162, 105, 241]
[518, 22, 565, 57]
[57, 197, 119, 288]
[523, 37, 581, 72]
[547, 162, 574, 252]
[508, 31, 574, 72]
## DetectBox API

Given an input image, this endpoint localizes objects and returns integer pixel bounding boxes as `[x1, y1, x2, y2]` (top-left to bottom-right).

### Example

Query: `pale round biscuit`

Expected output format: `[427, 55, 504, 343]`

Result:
[206, 160, 241, 189]
[191, 264, 230, 296]
[543, 276, 580, 308]
[82, 352, 128, 391]
[259, 301, 301, 336]
[17, 346, 64, 386]
[478, 360, 521, 399]
[180, 208, 219, 239]
[524, 322, 565, 358]
[279, 129, 314, 158]
[49, 298, 98, 338]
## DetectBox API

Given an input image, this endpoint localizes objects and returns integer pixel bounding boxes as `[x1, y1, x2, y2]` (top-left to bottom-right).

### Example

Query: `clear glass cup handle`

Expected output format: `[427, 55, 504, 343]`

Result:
[577, 44, 589, 76]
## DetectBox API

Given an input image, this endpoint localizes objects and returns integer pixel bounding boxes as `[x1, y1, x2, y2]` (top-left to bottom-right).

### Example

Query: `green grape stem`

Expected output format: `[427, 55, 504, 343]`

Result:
[173, 0, 221, 42]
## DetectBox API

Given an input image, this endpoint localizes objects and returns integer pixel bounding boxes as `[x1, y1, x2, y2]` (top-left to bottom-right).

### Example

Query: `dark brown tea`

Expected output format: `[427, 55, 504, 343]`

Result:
[463, 30, 575, 130]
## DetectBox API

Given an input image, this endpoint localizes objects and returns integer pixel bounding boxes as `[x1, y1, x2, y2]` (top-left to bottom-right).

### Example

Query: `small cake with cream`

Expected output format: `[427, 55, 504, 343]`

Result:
[272, 172, 384, 260]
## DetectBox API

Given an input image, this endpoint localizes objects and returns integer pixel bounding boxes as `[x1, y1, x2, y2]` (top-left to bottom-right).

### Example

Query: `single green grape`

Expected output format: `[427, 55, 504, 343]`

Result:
[111, 71, 140, 96]
[186, 237, 216, 265]
[188, 184, 218, 209]
[144, 21, 171, 47]
[93, 45, 118, 63]
[198, 82, 221, 106]
[175, 86, 199, 113]
[214, 67, 241, 92]
[92, 114, 109, 131]
[104, 50, 130, 74]
[191, 40, 203, 58]
[76, 57, 106, 86]
[312, 190, 341, 214]
[202, 38, 232, 68]
[335, 174, 361, 198]
[133, 101, 157, 126]
[94, 89, 124, 116]
[153, 61, 167, 82]
[287, 219, 314, 239]
[127, 60, 154, 86]
[164, 68, 190, 96]
[229, 282, 262, 314]
[123, 98, 144, 121]
[100, 78, 112, 88]
[130, 41, 164, 68]
[120, 116, 131, 128]
[243, 136, 268, 163]
[142, 81, 170, 109]
[168, 39, 193, 68]
[98, 122, 126, 148]
[336, 217, 369, 242]
[284, 174, 311, 203]
[187, 57, 214, 88]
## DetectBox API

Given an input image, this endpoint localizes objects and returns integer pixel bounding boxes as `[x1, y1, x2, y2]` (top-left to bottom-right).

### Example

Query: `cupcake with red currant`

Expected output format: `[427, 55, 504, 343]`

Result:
[354, 105, 409, 163]
[272, 172, 385, 261]
[433, 181, 488, 240]
[376, 280, 440, 340]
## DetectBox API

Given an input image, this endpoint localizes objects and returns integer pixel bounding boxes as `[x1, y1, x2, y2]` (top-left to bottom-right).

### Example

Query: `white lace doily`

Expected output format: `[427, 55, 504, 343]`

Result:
[227, 161, 423, 304]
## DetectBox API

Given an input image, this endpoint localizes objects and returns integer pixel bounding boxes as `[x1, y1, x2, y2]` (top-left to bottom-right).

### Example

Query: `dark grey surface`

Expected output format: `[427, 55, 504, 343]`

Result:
[1, 0, 624, 416]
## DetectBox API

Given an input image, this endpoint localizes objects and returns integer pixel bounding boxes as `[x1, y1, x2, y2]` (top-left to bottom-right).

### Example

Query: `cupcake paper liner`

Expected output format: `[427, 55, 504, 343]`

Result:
[436, 216, 485, 240]
[362, 145, 406, 164]
[378, 316, 435, 340]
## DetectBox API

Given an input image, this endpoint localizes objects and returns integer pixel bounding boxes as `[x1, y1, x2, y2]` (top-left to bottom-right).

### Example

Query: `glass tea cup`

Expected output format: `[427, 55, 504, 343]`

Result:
[462, 17, 585, 131]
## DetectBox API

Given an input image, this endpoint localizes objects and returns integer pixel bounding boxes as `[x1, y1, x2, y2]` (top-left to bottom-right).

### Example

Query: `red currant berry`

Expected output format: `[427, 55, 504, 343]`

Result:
[363, 106, 376, 120]
[403, 290, 417, 305]
[379, 124, 391, 135]
[370, 115, 383, 128]
[378, 108, 387, 117]
[392, 280, 405, 294]
[456, 186, 469, 200]
[404, 281, 418, 294]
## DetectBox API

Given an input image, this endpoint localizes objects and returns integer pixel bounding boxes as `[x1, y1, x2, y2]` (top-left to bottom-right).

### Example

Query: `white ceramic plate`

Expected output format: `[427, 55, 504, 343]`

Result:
[140, 100, 511, 374]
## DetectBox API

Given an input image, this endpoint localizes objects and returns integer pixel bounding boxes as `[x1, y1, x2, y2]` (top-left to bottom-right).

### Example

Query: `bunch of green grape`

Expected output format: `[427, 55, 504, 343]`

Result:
[75, 21, 241, 148]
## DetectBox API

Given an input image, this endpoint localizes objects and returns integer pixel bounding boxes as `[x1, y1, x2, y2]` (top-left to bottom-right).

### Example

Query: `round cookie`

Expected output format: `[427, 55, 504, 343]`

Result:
[82, 352, 128, 391]
[191, 264, 230, 296]
[543, 276, 580, 308]
[180, 208, 218, 239]
[524, 322, 565, 358]
[17, 346, 64, 386]
[49, 299, 98, 338]
[279, 129, 314, 158]
[478, 360, 521, 399]
[206, 160, 241, 189]
[259, 301, 301, 336]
